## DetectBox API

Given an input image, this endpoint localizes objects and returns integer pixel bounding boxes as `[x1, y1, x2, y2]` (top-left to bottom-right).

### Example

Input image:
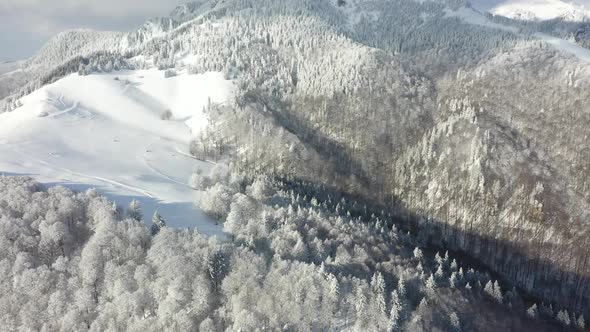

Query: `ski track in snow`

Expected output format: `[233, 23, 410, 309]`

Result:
[140, 140, 191, 188]
[142, 158, 189, 187]
[173, 145, 217, 165]
[8, 143, 157, 198]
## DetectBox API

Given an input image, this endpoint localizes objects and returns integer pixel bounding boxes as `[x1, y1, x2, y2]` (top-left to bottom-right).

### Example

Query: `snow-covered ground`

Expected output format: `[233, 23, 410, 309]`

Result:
[470, 0, 590, 21]
[0, 68, 235, 236]
[0, 60, 23, 76]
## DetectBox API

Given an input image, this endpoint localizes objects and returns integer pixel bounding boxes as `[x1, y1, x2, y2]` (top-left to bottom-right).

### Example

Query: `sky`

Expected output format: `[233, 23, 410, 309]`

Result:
[0, 0, 183, 60]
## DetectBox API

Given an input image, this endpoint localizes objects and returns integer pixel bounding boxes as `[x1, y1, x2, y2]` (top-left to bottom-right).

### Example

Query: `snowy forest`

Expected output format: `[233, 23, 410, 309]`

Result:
[2, 0, 590, 330]
[0, 175, 577, 331]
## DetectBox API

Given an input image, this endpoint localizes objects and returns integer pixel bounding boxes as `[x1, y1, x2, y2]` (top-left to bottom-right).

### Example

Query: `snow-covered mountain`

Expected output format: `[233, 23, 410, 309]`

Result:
[2, 0, 590, 329]
[471, 0, 590, 21]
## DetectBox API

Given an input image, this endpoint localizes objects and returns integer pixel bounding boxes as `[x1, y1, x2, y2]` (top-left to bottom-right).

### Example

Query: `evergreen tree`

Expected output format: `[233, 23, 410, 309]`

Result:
[556, 310, 571, 326]
[397, 276, 407, 299]
[435, 264, 445, 279]
[484, 280, 502, 302]
[413, 247, 423, 260]
[207, 249, 228, 292]
[389, 290, 402, 332]
[449, 272, 458, 288]
[150, 210, 166, 236]
[492, 281, 503, 303]
[371, 272, 387, 329]
[527, 303, 538, 319]
[577, 314, 585, 329]
[426, 275, 436, 292]
[127, 199, 142, 222]
[449, 312, 461, 332]
[450, 259, 458, 271]
[435, 252, 443, 266]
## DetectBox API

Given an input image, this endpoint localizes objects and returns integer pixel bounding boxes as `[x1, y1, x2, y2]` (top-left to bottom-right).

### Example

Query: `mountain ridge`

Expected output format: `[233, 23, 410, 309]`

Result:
[2, 0, 590, 327]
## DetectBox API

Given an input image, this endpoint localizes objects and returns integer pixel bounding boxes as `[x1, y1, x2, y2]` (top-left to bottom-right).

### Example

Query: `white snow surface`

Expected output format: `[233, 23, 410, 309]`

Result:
[0, 69, 235, 236]
[470, 0, 590, 21]
[0, 60, 23, 76]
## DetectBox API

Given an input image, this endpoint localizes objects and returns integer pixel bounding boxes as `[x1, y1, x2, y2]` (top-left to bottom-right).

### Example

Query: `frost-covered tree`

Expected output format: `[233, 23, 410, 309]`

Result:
[527, 303, 538, 319]
[426, 275, 436, 292]
[484, 280, 503, 303]
[397, 276, 407, 299]
[449, 311, 461, 332]
[0, 176, 568, 330]
[450, 259, 458, 271]
[413, 247, 423, 260]
[493, 281, 503, 303]
[150, 210, 166, 236]
[127, 199, 143, 221]
[189, 169, 212, 191]
[200, 183, 234, 220]
[371, 272, 388, 329]
[389, 289, 404, 332]
[207, 248, 229, 292]
[435, 264, 445, 279]
[248, 176, 275, 201]
[577, 314, 585, 329]
[449, 272, 458, 288]
[556, 310, 571, 326]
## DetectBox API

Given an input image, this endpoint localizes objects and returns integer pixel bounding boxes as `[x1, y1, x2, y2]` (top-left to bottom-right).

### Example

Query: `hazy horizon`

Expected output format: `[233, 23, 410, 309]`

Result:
[0, 0, 183, 60]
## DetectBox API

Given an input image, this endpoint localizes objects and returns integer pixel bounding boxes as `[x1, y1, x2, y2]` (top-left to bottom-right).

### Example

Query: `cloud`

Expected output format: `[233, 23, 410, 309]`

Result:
[0, 0, 177, 18]
[0, 0, 182, 59]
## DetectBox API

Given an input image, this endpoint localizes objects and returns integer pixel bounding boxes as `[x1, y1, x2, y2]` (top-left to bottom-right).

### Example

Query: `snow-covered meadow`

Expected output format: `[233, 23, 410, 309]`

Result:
[0, 68, 235, 235]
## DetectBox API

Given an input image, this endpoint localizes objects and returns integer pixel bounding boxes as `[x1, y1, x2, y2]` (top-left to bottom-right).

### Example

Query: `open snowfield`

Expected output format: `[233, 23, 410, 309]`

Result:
[470, 0, 590, 21]
[0, 68, 235, 236]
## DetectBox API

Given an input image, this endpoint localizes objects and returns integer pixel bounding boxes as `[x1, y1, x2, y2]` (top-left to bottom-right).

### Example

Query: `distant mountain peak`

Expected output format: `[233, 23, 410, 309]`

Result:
[471, 0, 590, 22]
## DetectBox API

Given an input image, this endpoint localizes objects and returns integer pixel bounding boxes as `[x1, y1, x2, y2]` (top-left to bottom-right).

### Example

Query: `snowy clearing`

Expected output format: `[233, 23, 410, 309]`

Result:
[0, 69, 235, 236]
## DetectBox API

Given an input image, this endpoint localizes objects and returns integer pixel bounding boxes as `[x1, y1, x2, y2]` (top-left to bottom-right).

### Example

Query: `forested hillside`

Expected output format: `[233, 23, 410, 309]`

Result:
[0, 176, 570, 331]
[2, 0, 590, 330]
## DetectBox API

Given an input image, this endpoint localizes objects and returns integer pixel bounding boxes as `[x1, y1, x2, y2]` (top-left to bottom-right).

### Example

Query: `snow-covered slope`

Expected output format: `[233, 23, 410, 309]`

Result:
[470, 0, 590, 21]
[0, 60, 22, 76]
[0, 69, 235, 235]
[446, 5, 590, 61]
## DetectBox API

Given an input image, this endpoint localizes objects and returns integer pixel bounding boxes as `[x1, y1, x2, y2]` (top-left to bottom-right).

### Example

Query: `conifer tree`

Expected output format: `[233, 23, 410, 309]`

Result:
[150, 210, 166, 236]
[127, 199, 143, 222]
